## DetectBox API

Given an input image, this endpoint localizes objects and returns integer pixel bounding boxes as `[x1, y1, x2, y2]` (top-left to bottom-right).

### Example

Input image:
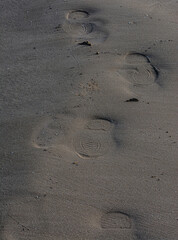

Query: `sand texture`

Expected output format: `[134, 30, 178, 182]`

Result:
[0, 0, 178, 239]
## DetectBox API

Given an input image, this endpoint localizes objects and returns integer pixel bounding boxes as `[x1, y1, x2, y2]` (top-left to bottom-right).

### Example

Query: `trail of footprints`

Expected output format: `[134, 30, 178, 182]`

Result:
[32, 116, 137, 233]
[31, 49, 160, 240]
[32, 115, 117, 159]
[63, 9, 108, 44]
[31, 8, 160, 239]
[32, 115, 137, 237]
[64, 9, 159, 90]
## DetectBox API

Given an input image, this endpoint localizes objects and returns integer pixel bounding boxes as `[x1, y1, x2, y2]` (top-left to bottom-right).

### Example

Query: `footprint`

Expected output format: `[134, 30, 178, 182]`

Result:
[119, 53, 159, 87]
[101, 211, 132, 230]
[63, 9, 108, 44]
[32, 115, 68, 149]
[73, 117, 117, 159]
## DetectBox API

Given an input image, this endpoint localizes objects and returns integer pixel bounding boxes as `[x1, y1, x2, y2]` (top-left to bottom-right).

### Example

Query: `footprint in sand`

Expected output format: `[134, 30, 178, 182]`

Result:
[63, 9, 108, 44]
[118, 53, 159, 88]
[32, 115, 69, 149]
[73, 117, 117, 159]
[101, 211, 132, 230]
[100, 210, 141, 240]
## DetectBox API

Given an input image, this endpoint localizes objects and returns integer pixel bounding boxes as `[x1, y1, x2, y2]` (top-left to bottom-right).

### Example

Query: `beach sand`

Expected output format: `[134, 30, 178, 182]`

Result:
[0, 0, 178, 239]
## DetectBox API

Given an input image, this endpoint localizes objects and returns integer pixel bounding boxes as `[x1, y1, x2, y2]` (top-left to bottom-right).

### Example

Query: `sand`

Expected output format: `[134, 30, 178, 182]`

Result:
[0, 0, 178, 239]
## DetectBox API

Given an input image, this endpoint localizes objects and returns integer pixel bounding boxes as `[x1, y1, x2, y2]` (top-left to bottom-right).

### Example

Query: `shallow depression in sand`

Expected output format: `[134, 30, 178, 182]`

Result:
[128, 66, 157, 86]
[101, 211, 132, 229]
[32, 117, 67, 149]
[73, 131, 110, 159]
[66, 22, 94, 35]
[67, 10, 90, 21]
[119, 53, 159, 86]
[85, 119, 112, 131]
[63, 17, 108, 44]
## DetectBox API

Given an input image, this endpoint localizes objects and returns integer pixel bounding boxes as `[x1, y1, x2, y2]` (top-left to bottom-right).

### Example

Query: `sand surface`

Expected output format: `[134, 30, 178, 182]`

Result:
[0, 0, 178, 239]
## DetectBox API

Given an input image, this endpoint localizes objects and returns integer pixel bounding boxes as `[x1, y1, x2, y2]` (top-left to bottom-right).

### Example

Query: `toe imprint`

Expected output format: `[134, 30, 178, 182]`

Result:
[85, 119, 112, 131]
[66, 10, 89, 21]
